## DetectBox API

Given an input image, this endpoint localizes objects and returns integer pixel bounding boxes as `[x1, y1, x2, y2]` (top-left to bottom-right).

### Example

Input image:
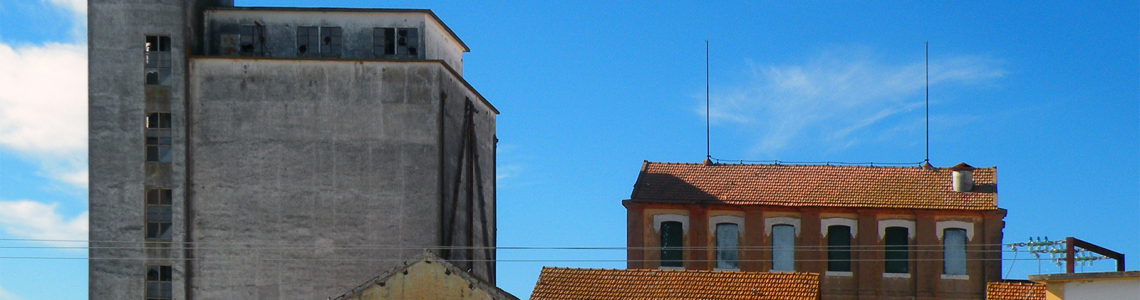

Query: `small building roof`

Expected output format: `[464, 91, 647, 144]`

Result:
[207, 7, 470, 52]
[986, 281, 1045, 300]
[529, 267, 820, 300]
[629, 161, 999, 210]
[332, 250, 518, 300]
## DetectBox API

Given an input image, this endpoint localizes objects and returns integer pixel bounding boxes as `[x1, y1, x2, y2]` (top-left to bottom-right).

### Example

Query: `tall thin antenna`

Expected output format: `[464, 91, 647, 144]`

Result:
[924, 41, 930, 163]
[705, 40, 711, 160]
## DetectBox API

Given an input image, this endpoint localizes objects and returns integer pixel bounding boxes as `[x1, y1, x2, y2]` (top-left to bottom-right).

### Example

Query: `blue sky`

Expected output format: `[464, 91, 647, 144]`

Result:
[0, 1, 1136, 299]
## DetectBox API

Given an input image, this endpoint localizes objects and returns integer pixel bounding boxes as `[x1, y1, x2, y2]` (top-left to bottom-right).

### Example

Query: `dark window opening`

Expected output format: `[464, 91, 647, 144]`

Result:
[827, 225, 852, 272]
[144, 35, 171, 86]
[146, 113, 172, 163]
[145, 189, 172, 241]
[373, 27, 419, 59]
[943, 228, 967, 275]
[715, 223, 739, 269]
[296, 26, 319, 56]
[884, 227, 909, 274]
[771, 224, 795, 271]
[320, 27, 342, 55]
[239, 25, 265, 57]
[660, 221, 683, 268]
[146, 265, 172, 300]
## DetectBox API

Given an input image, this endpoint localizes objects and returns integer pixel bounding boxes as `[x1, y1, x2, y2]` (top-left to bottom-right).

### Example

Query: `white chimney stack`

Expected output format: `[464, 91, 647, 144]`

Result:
[950, 163, 975, 193]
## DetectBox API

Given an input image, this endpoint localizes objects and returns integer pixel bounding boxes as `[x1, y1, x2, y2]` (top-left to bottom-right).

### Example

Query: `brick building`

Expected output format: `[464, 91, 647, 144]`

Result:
[623, 161, 1006, 300]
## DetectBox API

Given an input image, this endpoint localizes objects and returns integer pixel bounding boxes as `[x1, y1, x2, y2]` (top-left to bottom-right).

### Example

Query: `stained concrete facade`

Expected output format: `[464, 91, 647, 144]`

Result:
[90, 2, 496, 300]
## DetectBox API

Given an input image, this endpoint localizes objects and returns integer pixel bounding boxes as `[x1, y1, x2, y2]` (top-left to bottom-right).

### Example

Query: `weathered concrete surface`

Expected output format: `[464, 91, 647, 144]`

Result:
[186, 58, 495, 299]
[203, 8, 467, 74]
[89, 1, 233, 300]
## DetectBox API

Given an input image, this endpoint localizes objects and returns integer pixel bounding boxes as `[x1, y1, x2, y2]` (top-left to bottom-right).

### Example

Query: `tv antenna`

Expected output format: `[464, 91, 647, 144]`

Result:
[705, 40, 711, 161]
[924, 41, 930, 164]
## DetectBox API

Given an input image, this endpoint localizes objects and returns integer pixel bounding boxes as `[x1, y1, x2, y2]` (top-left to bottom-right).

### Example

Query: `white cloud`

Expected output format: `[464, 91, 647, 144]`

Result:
[0, 41, 89, 187]
[705, 50, 1003, 155]
[0, 200, 87, 248]
[44, 0, 86, 16]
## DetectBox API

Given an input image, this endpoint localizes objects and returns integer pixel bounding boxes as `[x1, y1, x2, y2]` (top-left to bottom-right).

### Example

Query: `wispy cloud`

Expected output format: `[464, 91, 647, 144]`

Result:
[0, 284, 20, 300]
[0, 200, 87, 248]
[704, 49, 1003, 156]
[0, 0, 88, 188]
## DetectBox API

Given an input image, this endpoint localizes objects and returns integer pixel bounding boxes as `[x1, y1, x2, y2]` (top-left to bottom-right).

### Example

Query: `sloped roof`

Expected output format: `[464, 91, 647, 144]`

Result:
[530, 267, 820, 300]
[986, 281, 1045, 300]
[332, 250, 518, 300]
[629, 161, 998, 210]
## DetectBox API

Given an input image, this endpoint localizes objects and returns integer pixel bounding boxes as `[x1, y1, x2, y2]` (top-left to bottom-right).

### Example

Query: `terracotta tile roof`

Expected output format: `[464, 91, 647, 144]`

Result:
[530, 267, 820, 300]
[986, 281, 1045, 300]
[630, 161, 998, 210]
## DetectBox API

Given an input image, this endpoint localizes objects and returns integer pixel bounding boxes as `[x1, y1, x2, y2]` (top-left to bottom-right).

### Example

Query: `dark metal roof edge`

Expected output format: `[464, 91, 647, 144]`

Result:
[206, 6, 470, 52]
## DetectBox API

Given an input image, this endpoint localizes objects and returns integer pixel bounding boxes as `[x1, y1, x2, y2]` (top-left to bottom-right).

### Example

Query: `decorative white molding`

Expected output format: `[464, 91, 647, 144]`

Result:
[709, 215, 745, 234]
[658, 266, 684, 271]
[883, 273, 911, 278]
[713, 268, 741, 272]
[941, 274, 969, 280]
[825, 271, 853, 277]
[878, 219, 916, 239]
[653, 214, 689, 233]
[820, 218, 858, 238]
[765, 217, 801, 237]
[936, 220, 975, 241]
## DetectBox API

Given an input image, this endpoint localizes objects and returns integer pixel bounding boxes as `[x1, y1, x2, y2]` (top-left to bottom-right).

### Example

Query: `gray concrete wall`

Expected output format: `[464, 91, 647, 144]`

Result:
[89, 1, 231, 299]
[186, 58, 491, 299]
[202, 9, 466, 73]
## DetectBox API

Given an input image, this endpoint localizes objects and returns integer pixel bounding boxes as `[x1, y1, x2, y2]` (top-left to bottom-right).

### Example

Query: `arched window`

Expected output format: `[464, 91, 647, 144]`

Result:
[827, 225, 852, 272]
[660, 221, 684, 267]
[771, 224, 795, 271]
[715, 223, 739, 269]
[884, 227, 909, 274]
[943, 228, 967, 275]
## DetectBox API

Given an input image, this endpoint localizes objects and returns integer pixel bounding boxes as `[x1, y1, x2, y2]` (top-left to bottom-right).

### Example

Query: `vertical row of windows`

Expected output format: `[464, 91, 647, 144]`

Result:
[144, 36, 171, 86]
[656, 218, 969, 276]
[144, 36, 174, 300]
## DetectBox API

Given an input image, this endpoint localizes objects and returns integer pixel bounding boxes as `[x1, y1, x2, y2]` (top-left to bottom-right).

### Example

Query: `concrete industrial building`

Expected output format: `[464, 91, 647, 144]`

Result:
[89, 2, 498, 299]
[623, 161, 1006, 300]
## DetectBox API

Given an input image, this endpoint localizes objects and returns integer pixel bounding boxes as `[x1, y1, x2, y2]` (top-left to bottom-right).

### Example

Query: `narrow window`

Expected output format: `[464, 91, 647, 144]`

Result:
[827, 225, 852, 272]
[146, 265, 172, 300]
[396, 28, 419, 57]
[771, 224, 795, 271]
[296, 26, 319, 56]
[145, 189, 172, 241]
[320, 27, 342, 56]
[373, 27, 395, 56]
[943, 228, 967, 275]
[715, 223, 738, 269]
[660, 221, 683, 268]
[239, 24, 265, 57]
[884, 227, 909, 274]
[144, 35, 171, 86]
[146, 113, 172, 163]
